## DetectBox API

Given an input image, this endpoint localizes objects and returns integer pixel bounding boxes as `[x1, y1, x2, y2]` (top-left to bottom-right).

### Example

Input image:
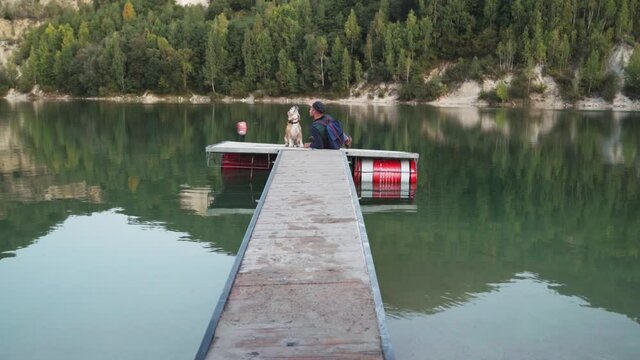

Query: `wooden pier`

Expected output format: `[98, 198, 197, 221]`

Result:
[196, 149, 393, 359]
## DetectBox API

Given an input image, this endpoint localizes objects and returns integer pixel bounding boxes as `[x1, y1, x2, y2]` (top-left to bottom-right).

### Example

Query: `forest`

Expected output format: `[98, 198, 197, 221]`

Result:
[3, 0, 640, 102]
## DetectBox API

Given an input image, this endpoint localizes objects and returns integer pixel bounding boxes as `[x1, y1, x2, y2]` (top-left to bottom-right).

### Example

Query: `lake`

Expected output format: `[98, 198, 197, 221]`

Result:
[1, 101, 639, 359]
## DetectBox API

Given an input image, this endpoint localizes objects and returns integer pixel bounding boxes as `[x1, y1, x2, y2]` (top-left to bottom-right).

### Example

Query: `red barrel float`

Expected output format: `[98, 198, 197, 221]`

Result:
[221, 153, 273, 185]
[221, 153, 272, 170]
[353, 158, 417, 199]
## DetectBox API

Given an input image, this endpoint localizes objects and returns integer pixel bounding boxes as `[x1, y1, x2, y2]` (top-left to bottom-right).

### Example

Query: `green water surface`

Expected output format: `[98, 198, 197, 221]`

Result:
[0, 101, 638, 359]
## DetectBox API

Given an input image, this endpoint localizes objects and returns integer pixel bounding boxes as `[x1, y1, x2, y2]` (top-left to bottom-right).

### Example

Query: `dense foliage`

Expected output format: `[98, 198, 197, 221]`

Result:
[2, 0, 640, 100]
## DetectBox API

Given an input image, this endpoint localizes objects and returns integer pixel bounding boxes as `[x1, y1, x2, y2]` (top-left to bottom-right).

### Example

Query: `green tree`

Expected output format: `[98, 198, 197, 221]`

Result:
[242, 29, 256, 83]
[0, 62, 18, 94]
[624, 46, 640, 96]
[365, 33, 373, 70]
[437, 0, 473, 57]
[255, 30, 274, 82]
[106, 32, 125, 92]
[341, 48, 351, 90]
[383, 22, 402, 80]
[497, 37, 515, 73]
[328, 36, 344, 87]
[78, 21, 90, 47]
[294, 0, 312, 31]
[204, 14, 229, 94]
[344, 9, 360, 55]
[53, 24, 75, 89]
[354, 59, 363, 85]
[418, 15, 432, 60]
[315, 35, 328, 87]
[496, 81, 508, 102]
[582, 50, 602, 95]
[266, 3, 300, 57]
[177, 48, 192, 92]
[276, 49, 297, 93]
[405, 10, 419, 83]
[511, 0, 525, 26]
[617, 0, 631, 40]
[531, 7, 545, 64]
[35, 24, 59, 87]
[483, 0, 498, 28]
[521, 27, 533, 69]
[396, 48, 407, 83]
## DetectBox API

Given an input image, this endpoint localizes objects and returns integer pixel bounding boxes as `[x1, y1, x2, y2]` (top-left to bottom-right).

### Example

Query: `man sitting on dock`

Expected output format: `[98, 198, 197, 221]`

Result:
[305, 100, 352, 149]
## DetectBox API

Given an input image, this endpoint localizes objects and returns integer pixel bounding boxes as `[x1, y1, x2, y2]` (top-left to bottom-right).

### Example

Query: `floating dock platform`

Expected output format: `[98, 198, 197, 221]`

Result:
[205, 141, 419, 160]
[207, 141, 419, 201]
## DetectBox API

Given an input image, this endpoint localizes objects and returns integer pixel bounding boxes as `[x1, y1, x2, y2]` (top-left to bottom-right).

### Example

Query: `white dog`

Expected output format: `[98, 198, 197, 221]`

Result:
[284, 106, 303, 147]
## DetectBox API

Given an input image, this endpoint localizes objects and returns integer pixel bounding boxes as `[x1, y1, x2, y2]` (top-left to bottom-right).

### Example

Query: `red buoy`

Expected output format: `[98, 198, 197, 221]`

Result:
[236, 121, 247, 136]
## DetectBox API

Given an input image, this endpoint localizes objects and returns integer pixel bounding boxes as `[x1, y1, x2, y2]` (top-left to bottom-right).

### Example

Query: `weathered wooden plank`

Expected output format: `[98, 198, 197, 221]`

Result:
[200, 149, 390, 359]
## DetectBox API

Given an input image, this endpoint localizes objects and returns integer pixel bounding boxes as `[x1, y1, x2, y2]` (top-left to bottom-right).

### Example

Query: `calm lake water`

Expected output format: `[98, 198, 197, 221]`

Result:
[1, 101, 639, 359]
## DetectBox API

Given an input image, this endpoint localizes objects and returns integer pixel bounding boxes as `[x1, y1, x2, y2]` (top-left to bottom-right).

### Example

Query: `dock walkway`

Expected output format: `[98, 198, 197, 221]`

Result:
[196, 149, 392, 359]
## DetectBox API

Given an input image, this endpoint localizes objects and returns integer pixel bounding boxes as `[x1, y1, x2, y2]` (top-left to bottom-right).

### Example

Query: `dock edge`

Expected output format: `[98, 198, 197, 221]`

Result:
[341, 150, 396, 360]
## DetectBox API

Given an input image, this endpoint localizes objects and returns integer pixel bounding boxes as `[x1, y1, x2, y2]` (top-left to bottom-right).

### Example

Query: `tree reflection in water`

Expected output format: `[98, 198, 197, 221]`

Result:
[0, 101, 639, 345]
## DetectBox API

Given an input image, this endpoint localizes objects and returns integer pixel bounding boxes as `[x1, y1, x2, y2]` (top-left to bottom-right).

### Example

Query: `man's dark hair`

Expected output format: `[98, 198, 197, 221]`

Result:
[312, 101, 325, 113]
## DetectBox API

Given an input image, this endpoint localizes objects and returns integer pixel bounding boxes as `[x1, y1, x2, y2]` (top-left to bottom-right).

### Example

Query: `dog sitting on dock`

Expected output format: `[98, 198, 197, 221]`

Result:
[284, 106, 304, 147]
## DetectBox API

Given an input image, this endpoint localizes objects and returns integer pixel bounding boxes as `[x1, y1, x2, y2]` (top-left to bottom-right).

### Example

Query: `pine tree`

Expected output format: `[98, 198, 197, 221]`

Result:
[344, 9, 360, 55]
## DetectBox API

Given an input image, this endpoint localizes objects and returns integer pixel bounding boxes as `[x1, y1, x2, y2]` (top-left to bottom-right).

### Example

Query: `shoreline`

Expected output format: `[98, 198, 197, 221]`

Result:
[5, 88, 640, 112]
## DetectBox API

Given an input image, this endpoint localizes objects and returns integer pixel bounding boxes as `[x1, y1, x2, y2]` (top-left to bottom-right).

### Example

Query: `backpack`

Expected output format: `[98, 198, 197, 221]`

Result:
[320, 116, 352, 149]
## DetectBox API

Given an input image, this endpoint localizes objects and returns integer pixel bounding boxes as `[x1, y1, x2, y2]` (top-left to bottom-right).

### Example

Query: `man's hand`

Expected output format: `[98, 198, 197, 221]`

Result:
[304, 142, 311, 148]
[344, 135, 352, 148]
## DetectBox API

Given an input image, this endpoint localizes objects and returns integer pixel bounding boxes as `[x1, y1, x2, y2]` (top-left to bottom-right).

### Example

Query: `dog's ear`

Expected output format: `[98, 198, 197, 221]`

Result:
[294, 105, 298, 112]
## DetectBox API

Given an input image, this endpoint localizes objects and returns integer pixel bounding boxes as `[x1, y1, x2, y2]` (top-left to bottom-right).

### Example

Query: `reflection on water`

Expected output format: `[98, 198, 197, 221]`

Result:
[0, 210, 234, 360]
[388, 272, 640, 360]
[1, 101, 639, 359]
[178, 186, 213, 216]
